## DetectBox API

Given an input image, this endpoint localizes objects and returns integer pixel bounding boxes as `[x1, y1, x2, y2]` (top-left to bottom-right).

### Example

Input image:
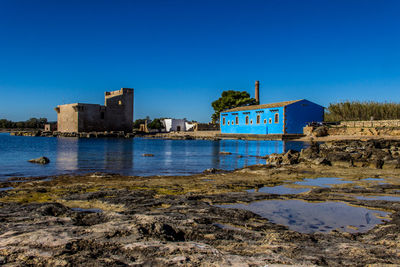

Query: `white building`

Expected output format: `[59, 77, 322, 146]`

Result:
[161, 119, 194, 132]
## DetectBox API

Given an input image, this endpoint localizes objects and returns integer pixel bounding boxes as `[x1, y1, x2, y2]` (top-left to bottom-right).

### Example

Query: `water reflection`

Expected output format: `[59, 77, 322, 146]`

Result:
[1, 133, 309, 178]
[56, 138, 134, 174]
[218, 200, 390, 233]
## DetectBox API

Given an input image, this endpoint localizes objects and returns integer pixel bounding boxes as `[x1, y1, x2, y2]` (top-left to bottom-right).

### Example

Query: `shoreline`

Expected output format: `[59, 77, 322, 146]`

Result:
[5, 128, 400, 142]
[1, 139, 400, 266]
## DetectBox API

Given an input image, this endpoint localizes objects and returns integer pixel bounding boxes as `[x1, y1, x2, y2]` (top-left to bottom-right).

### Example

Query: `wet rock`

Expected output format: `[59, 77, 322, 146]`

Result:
[28, 156, 50, 164]
[142, 154, 154, 157]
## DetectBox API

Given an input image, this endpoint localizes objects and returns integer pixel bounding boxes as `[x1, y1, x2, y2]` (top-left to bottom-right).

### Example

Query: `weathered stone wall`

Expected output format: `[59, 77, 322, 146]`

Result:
[104, 88, 134, 132]
[340, 120, 400, 127]
[328, 126, 400, 136]
[77, 104, 106, 132]
[56, 104, 79, 133]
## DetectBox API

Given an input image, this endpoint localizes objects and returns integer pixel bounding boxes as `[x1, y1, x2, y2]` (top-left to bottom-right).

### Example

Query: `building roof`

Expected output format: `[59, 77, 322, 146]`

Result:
[223, 99, 304, 112]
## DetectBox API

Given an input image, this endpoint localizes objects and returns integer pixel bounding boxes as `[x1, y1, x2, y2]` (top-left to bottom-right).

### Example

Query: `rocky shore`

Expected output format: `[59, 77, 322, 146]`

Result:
[0, 140, 400, 266]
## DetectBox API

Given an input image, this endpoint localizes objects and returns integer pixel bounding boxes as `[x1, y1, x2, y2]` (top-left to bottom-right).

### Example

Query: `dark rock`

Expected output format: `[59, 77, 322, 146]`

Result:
[282, 149, 300, 165]
[313, 157, 331, 166]
[396, 158, 400, 169]
[300, 142, 320, 160]
[312, 126, 328, 137]
[371, 159, 384, 169]
[37, 203, 69, 217]
[203, 168, 224, 174]
[28, 156, 50, 164]
[142, 154, 154, 157]
[266, 153, 283, 166]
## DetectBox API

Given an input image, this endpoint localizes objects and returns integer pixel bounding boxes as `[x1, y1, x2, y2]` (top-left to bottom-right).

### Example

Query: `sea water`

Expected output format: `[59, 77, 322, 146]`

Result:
[0, 133, 307, 179]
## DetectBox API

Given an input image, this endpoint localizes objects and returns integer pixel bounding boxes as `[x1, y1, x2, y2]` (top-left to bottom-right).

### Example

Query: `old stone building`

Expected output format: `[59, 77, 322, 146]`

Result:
[55, 88, 134, 133]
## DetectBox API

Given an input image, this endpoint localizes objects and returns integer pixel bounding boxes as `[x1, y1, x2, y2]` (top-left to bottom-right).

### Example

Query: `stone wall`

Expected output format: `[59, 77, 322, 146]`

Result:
[55, 104, 79, 133]
[340, 120, 400, 127]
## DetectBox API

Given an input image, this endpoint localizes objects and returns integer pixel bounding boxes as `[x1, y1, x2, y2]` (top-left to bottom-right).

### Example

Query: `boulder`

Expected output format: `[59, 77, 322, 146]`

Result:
[312, 126, 328, 137]
[28, 156, 50, 164]
[266, 153, 283, 166]
[300, 142, 320, 160]
[282, 149, 300, 165]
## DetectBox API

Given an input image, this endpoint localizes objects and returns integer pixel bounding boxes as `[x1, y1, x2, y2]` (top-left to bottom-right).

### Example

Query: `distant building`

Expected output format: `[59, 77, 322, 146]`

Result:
[55, 88, 134, 133]
[220, 81, 324, 135]
[161, 119, 194, 132]
[44, 123, 57, 132]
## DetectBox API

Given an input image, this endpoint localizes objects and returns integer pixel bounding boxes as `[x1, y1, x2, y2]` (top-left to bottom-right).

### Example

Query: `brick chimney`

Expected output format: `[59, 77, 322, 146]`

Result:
[255, 80, 260, 104]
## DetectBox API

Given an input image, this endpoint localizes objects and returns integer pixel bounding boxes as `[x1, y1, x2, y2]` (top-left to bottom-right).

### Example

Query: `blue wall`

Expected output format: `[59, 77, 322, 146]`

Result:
[285, 100, 324, 134]
[220, 99, 324, 135]
[220, 107, 284, 134]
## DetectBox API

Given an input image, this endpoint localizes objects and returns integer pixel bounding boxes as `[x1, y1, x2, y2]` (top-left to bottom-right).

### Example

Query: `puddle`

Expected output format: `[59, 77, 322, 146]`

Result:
[362, 178, 385, 182]
[295, 177, 353, 188]
[71, 208, 103, 213]
[247, 185, 310, 195]
[356, 195, 400, 202]
[217, 200, 390, 233]
[0, 187, 13, 191]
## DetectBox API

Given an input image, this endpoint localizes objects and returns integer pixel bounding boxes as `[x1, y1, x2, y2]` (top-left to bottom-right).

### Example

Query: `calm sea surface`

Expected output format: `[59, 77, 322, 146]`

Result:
[0, 133, 307, 180]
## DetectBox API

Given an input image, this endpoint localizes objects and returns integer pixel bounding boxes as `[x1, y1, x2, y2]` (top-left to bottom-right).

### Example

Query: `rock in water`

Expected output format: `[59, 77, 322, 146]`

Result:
[142, 154, 154, 157]
[28, 157, 50, 164]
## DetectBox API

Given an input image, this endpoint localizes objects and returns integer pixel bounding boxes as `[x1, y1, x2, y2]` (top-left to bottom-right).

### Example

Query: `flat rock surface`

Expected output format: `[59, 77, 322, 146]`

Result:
[1, 140, 400, 266]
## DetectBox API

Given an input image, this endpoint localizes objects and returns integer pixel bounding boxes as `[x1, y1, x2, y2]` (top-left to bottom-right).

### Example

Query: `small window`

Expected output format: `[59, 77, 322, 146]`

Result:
[256, 115, 260, 124]
[274, 113, 279, 123]
[235, 116, 239, 125]
[228, 121, 230, 125]
[100, 112, 105, 119]
[264, 119, 267, 124]
[250, 119, 253, 124]
[269, 118, 272, 124]
[222, 117, 226, 125]
[232, 120, 234, 125]
[118, 100, 122, 105]
[245, 116, 249, 125]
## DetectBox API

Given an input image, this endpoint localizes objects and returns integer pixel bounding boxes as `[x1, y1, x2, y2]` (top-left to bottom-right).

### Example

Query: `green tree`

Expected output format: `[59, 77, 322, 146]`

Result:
[148, 118, 164, 131]
[211, 90, 257, 123]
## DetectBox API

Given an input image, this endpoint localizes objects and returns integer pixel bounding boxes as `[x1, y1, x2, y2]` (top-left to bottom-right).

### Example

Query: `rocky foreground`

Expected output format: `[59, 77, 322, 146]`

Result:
[0, 140, 400, 266]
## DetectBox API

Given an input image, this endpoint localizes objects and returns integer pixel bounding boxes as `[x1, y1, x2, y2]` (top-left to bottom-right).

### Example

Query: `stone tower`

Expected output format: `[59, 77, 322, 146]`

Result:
[104, 88, 134, 132]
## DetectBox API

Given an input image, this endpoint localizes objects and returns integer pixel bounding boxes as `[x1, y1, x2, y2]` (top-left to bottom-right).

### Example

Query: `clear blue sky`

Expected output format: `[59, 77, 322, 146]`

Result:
[0, 0, 399, 122]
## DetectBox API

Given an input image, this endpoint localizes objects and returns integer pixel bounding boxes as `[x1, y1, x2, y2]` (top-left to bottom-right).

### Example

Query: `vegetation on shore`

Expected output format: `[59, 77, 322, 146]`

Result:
[325, 101, 400, 122]
[211, 90, 257, 123]
[0, 117, 49, 129]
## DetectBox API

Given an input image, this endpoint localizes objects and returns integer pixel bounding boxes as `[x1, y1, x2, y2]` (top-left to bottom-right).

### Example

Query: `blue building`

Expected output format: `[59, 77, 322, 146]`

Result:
[220, 99, 324, 135]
